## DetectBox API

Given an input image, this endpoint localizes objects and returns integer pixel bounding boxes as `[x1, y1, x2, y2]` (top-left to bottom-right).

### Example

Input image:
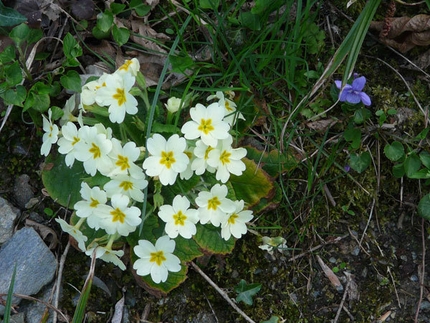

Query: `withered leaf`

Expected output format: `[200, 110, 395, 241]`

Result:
[370, 14, 430, 53]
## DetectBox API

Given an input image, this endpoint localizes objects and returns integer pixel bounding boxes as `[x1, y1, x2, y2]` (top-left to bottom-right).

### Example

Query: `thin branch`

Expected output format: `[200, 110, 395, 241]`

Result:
[190, 262, 255, 323]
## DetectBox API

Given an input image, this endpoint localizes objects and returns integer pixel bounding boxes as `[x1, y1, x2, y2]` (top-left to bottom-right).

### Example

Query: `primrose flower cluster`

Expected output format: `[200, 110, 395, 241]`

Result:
[41, 58, 253, 284]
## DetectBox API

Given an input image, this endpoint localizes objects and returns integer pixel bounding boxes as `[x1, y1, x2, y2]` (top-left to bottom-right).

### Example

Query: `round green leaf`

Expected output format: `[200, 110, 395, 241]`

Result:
[194, 223, 235, 254]
[384, 141, 404, 161]
[405, 153, 421, 178]
[349, 151, 371, 173]
[41, 153, 86, 208]
[418, 194, 430, 221]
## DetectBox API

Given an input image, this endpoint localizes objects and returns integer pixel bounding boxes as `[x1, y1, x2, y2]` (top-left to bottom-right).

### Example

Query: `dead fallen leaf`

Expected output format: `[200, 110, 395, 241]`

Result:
[370, 14, 430, 52]
[316, 255, 343, 292]
[306, 118, 338, 132]
[25, 219, 58, 249]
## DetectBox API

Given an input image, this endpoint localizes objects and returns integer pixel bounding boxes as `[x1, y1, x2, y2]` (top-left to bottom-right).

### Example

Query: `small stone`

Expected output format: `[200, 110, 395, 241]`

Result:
[13, 174, 34, 209]
[0, 197, 20, 245]
[0, 227, 57, 315]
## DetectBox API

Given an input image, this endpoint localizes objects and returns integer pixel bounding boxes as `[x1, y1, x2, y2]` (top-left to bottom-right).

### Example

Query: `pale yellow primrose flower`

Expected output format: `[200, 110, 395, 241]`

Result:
[133, 235, 181, 283]
[191, 139, 216, 175]
[57, 121, 81, 167]
[195, 184, 236, 227]
[74, 182, 109, 230]
[55, 218, 87, 252]
[104, 174, 147, 203]
[142, 134, 189, 186]
[85, 244, 126, 270]
[115, 58, 140, 77]
[158, 195, 199, 239]
[41, 108, 59, 157]
[96, 73, 138, 124]
[207, 91, 245, 125]
[97, 194, 142, 237]
[107, 138, 144, 179]
[60, 94, 83, 126]
[181, 102, 230, 147]
[164, 97, 182, 113]
[207, 136, 247, 183]
[73, 125, 114, 176]
[220, 200, 253, 240]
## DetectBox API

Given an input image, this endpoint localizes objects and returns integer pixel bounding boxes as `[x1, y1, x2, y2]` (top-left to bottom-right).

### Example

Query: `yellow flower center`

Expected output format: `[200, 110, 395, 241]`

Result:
[89, 198, 99, 208]
[113, 88, 126, 106]
[150, 250, 166, 266]
[204, 146, 214, 160]
[220, 150, 231, 165]
[198, 119, 214, 135]
[119, 60, 132, 71]
[173, 211, 187, 226]
[111, 207, 126, 223]
[160, 151, 176, 169]
[228, 213, 239, 224]
[89, 143, 101, 159]
[119, 181, 133, 191]
[116, 155, 130, 170]
[225, 100, 233, 112]
[72, 136, 80, 146]
[207, 197, 221, 210]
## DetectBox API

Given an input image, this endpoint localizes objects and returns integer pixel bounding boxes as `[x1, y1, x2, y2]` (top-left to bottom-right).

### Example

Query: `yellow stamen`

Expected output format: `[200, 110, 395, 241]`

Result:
[116, 155, 130, 170]
[89, 198, 99, 208]
[119, 181, 133, 191]
[150, 251, 166, 266]
[173, 211, 187, 226]
[111, 208, 126, 223]
[208, 197, 221, 210]
[198, 119, 214, 135]
[160, 151, 176, 169]
[228, 213, 239, 224]
[220, 150, 231, 165]
[113, 88, 126, 106]
[89, 143, 101, 159]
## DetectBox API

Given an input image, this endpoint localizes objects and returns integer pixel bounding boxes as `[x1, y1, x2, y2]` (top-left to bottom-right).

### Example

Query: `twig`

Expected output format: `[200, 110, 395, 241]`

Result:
[333, 274, 352, 323]
[190, 262, 256, 323]
[414, 218, 426, 322]
[289, 234, 348, 261]
[53, 241, 71, 323]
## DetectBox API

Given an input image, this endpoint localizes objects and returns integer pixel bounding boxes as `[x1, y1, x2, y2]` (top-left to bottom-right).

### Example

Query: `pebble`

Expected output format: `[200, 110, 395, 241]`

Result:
[13, 174, 34, 209]
[0, 227, 57, 315]
[0, 196, 20, 245]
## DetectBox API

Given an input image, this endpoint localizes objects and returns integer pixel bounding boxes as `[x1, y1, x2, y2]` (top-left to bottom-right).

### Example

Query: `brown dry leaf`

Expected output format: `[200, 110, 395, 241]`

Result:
[306, 118, 338, 132]
[130, 20, 170, 53]
[370, 14, 430, 52]
[316, 255, 343, 292]
[25, 219, 58, 250]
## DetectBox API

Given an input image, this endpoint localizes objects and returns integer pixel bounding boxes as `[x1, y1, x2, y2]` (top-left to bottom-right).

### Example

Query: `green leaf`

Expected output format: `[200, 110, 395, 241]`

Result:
[41, 153, 86, 208]
[0, 2, 26, 27]
[194, 223, 235, 254]
[0, 45, 16, 64]
[261, 316, 282, 323]
[245, 146, 298, 178]
[9, 23, 30, 46]
[384, 141, 404, 161]
[5, 60, 22, 86]
[409, 169, 430, 179]
[168, 54, 194, 73]
[96, 10, 114, 33]
[404, 152, 421, 178]
[130, 0, 151, 16]
[92, 26, 111, 40]
[418, 194, 430, 220]
[110, 3, 126, 15]
[392, 163, 405, 178]
[420, 151, 430, 169]
[60, 70, 82, 92]
[24, 83, 50, 112]
[199, 0, 219, 10]
[112, 25, 130, 47]
[349, 151, 370, 173]
[353, 108, 371, 124]
[229, 158, 275, 209]
[63, 33, 82, 66]
[2, 85, 26, 106]
[415, 128, 430, 141]
[238, 11, 261, 31]
[235, 279, 261, 305]
[344, 128, 361, 150]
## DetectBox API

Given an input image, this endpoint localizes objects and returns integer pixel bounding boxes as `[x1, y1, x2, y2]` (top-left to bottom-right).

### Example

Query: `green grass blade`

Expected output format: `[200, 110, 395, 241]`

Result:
[72, 251, 97, 323]
[426, 0, 430, 9]
[3, 264, 17, 323]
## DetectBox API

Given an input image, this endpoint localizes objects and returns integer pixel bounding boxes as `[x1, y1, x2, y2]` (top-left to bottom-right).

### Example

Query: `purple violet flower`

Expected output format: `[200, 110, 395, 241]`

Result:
[335, 76, 371, 106]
